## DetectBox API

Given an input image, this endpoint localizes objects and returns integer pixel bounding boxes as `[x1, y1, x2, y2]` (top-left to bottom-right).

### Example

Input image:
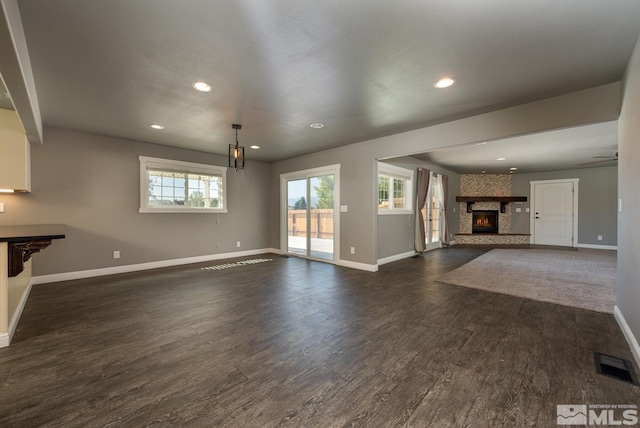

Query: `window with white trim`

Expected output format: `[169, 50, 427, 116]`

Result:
[139, 156, 227, 213]
[377, 162, 413, 214]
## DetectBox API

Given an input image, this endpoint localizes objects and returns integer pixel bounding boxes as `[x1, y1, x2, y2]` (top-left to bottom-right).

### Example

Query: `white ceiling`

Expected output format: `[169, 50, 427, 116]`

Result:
[15, 0, 640, 165]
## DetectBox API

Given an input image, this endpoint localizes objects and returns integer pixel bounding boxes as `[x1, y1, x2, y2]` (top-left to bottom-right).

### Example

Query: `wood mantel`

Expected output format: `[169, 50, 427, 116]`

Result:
[456, 196, 528, 213]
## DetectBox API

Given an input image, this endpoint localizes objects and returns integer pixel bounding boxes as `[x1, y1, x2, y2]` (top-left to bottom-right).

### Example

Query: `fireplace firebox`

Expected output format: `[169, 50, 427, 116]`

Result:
[472, 210, 499, 234]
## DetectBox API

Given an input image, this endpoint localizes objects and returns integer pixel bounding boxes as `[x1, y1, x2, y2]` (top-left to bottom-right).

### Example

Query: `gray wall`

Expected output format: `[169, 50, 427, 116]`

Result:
[618, 35, 640, 360]
[376, 157, 460, 260]
[0, 127, 272, 275]
[269, 84, 620, 266]
[511, 166, 618, 246]
[377, 215, 414, 260]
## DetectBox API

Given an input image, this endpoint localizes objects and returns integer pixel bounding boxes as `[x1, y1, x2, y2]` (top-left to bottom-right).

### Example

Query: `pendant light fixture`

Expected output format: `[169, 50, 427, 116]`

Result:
[229, 124, 245, 171]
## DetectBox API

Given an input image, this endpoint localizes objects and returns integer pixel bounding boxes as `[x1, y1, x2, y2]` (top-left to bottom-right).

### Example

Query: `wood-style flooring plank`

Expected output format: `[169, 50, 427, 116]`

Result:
[1, 247, 639, 427]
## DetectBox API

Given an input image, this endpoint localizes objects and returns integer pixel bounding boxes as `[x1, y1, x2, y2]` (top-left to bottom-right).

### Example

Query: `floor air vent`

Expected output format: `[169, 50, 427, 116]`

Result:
[593, 352, 639, 386]
[201, 258, 273, 271]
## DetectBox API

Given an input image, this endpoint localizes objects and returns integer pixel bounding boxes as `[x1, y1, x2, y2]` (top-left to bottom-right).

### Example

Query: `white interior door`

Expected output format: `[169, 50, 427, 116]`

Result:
[532, 180, 576, 247]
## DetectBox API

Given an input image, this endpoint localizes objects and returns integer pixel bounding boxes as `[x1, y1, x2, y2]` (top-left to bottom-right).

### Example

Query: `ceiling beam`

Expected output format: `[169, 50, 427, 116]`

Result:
[0, 0, 42, 144]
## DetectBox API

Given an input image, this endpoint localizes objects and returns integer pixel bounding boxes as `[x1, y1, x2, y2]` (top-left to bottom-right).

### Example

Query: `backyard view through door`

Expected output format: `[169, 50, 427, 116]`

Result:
[286, 173, 336, 261]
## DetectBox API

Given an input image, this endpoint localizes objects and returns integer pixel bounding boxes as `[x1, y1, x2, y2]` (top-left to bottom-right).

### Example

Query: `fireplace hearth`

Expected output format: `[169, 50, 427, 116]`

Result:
[472, 210, 499, 234]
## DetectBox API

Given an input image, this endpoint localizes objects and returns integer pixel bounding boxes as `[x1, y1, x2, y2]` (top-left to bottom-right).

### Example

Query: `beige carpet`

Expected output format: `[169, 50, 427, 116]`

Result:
[436, 248, 617, 313]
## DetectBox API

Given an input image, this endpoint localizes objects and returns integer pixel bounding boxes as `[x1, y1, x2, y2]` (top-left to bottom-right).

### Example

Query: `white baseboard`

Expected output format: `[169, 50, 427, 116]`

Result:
[336, 259, 378, 272]
[377, 251, 416, 266]
[32, 248, 281, 285]
[0, 333, 8, 348]
[577, 243, 618, 250]
[614, 305, 640, 370]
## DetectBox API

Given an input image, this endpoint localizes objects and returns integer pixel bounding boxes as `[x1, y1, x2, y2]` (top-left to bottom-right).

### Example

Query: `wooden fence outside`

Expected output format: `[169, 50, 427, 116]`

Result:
[288, 209, 334, 239]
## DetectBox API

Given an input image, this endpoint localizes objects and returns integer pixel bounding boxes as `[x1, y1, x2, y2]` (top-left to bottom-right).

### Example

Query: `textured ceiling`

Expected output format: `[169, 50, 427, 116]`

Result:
[412, 121, 619, 174]
[16, 0, 640, 163]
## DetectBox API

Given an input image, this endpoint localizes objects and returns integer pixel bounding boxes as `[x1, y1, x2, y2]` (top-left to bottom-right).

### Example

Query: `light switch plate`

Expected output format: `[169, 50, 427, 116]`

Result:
[340, 205, 348, 212]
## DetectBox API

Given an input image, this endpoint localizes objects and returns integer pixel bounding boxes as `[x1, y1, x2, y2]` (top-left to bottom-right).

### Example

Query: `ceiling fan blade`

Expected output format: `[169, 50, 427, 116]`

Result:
[577, 158, 618, 166]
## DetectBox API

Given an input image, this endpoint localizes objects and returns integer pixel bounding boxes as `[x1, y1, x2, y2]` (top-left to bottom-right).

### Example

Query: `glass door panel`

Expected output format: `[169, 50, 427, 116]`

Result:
[309, 174, 334, 261]
[424, 175, 442, 250]
[287, 179, 307, 256]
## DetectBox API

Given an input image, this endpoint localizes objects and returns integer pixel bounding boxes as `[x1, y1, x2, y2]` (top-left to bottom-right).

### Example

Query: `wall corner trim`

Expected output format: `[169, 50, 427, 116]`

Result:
[5, 278, 33, 347]
[336, 259, 378, 272]
[614, 305, 640, 370]
[31, 248, 281, 285]
[377, 251, 417, 266]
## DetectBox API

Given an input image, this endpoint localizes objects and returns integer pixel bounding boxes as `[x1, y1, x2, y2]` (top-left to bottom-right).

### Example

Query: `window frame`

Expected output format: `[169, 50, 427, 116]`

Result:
[377, 162, 414, 215]
[139, 156, 228, 214]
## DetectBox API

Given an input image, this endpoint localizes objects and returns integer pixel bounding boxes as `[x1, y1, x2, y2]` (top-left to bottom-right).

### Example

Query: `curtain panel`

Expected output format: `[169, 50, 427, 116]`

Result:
[414, 168, 430, 252]
[439, 174, 450, 245]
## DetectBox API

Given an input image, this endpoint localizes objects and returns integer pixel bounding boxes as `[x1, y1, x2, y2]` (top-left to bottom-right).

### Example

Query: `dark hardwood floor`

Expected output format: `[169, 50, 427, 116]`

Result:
[1, 247, 638, 427]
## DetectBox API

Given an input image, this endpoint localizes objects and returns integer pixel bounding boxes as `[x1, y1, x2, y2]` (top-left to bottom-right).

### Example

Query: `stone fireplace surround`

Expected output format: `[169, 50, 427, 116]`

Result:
[455, 174, 530, 245]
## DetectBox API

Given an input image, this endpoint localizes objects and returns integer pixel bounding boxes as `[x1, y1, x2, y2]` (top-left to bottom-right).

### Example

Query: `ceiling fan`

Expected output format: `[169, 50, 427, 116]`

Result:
[578, 152, 618, 166]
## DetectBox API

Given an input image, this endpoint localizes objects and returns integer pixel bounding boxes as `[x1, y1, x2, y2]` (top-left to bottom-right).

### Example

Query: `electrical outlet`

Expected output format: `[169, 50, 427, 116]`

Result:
[113, 250, 120, 259]
[236, 241, 241, 248]
[598, 235, 603, 241]
[350, 247, 355, 254]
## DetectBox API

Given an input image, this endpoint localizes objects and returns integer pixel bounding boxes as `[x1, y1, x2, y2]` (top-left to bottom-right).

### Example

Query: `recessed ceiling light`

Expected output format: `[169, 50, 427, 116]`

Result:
[496, 157, 506, 161]
[192, 81, 212, 92]
[150, 124, 165, 130]
[250, 145, 260, 150]
[310, 123, 324, 129]
[434, 77, 455, 89]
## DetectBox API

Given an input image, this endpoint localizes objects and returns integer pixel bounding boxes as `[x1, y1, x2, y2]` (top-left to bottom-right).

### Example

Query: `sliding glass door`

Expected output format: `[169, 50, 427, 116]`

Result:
[282, 166, 340, 263]
[287, 179, 307, 256]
